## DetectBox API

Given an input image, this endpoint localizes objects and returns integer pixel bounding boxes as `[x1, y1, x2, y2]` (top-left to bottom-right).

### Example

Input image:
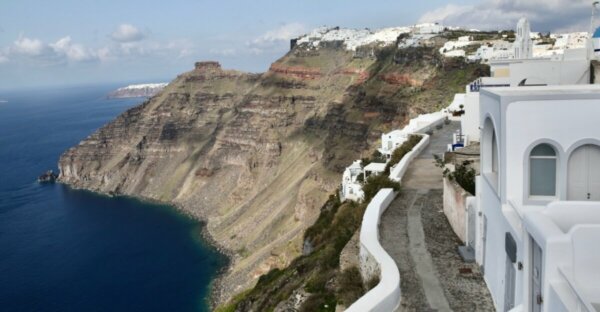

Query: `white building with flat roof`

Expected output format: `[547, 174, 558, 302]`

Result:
[414, 22, 444, 34]
[341, 160, 364, 202]
[461, 31, 591, 143]
[379, 130, 407, 159]
[476, 85, 600, 312]
[460, 17, 595, 144]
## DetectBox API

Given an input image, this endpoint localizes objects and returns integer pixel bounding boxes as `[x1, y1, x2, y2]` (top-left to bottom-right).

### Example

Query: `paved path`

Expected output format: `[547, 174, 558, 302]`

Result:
[380, 121, 494, 312]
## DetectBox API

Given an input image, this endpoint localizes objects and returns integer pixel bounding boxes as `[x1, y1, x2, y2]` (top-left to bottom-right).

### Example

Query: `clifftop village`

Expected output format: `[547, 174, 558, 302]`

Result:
[330, 10, 600, 312]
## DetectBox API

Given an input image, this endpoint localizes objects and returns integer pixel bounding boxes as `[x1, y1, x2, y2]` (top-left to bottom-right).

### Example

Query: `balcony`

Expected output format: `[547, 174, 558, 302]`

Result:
[523, 202, 600, 312]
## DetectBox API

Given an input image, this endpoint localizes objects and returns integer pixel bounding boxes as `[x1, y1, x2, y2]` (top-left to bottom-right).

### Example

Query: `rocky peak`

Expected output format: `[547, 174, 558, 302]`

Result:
[195, 61, 222, 72]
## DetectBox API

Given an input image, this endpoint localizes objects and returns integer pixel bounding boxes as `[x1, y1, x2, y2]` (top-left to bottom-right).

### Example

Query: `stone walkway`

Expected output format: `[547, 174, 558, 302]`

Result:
[380, 121, 494, 312]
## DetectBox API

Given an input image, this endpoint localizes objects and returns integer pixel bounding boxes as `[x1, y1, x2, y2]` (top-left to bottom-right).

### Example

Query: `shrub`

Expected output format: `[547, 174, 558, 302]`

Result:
[384, 135, 422, 174]
[305, 272, 329, 293]
[214, 289, 252, 312]
[257, 268, 284, 285]
[356, 172, 365, 183]
[362, 174, 401, 202]
[361, 157, 371, 168]
[304, 194, 342, 246]
[453, 160, 476, 195]
[336, 267, 364, 305]
[300, 293, 336, 312]
[434, 155, 476, 195]
[371, 150, 387, 163]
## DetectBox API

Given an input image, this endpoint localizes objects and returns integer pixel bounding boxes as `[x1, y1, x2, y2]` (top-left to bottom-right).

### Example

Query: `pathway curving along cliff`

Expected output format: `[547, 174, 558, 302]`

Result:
[380, 121, 494, 311]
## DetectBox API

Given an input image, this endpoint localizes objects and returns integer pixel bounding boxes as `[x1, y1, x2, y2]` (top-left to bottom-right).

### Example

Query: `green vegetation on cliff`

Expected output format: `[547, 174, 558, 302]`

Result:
[215, 134, 428, 311]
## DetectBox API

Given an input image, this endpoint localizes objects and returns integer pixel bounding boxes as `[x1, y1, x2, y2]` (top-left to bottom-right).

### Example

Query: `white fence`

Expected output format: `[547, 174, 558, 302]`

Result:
[347, 189, 399, 312]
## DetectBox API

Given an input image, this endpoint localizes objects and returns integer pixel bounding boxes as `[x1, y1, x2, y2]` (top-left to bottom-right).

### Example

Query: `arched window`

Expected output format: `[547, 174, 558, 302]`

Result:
[482, 117, 499, 191]
[492, 131, 498, 174]
[529, 144, 557, 197]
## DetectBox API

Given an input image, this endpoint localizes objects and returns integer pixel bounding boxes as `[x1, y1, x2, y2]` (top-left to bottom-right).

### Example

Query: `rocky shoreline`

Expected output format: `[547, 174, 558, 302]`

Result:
[56, 181, 235, 308]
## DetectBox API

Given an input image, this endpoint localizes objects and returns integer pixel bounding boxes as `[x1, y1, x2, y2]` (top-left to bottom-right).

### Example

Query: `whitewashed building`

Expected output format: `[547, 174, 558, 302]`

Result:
[342, 110, 447, 203]
[414, 22, 444, 35]
[379, 130, 407, 159]
[341, 160, 365, 202]
[461, 18, 593, 144]
[476, 85, 600, 312]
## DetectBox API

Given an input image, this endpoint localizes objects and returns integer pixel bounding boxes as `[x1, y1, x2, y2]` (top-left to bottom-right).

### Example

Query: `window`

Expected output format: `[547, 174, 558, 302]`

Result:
[529, 144, 557, 197]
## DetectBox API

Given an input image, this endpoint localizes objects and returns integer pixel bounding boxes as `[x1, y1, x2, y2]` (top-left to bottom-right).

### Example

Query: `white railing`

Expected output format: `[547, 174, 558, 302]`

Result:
[556, 267, 595, 312]
[389, 134, 430, 182]
[347, 189, 399, 312]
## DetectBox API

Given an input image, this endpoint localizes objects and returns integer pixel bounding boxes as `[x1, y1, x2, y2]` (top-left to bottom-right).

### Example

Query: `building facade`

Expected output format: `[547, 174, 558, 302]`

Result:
[476, 85, 600, 312]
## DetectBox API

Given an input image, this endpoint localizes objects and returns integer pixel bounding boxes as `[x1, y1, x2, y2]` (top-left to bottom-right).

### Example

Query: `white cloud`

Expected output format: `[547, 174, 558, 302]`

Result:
[96, 46, 111, 62]
[111, 24, 145, 42]
[50, 36, 97, 62]
[247, 23, 306, 55]
[99, 37, 196, 62]
[6, 35, 101, 65]
[254, 22, 307, 44]
[419, 4, 474, 26]
[12, 36, 47, 56]
[419, 0, 590, 32]
[209, 48, 236, 56]
[165, 39, 195, 58]
[0, 27, 196, 67]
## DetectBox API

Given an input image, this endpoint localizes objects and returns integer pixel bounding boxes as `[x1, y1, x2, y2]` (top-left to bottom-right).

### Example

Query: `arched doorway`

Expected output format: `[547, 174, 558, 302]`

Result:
[568, 144, 600, 201]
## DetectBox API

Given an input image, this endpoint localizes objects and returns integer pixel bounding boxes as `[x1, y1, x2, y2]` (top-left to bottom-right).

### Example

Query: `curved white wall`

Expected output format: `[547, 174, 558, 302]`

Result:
[389, 134, 430, 182]
[348, 134, 431, 312]
[347, 189, 399, 312]
[345, 109, 446, 311]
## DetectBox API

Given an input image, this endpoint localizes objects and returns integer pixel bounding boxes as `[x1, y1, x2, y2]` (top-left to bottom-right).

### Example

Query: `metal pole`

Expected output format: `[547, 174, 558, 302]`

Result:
[592, 2, 598, 35]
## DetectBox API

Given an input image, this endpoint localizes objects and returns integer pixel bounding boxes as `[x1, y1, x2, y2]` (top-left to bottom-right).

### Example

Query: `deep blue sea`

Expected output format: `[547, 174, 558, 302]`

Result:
[0, 84, 225, 312]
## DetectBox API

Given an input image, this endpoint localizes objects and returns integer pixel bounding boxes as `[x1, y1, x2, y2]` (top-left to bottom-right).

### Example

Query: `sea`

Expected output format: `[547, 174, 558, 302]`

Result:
[0, 84, 225, 312]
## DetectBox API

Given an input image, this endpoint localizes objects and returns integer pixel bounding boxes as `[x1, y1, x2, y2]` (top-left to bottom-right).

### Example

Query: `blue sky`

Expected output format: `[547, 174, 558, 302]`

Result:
[0, 0, 591, 89]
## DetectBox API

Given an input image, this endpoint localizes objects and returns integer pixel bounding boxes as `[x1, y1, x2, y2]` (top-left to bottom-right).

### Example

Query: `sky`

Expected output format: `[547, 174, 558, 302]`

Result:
[0, 0, 594, 90]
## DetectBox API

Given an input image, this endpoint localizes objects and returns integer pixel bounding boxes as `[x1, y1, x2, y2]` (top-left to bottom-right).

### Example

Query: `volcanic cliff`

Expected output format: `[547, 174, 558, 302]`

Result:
[58, 31, 487, 304]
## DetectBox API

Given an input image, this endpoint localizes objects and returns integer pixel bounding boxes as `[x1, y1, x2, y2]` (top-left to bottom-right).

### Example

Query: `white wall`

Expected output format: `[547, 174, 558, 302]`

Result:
[478, 86, 600, 312]
[349, 189, 400, 312]
[462, 91, 480, 141]
[479, 173, 506, 311]
[490, 59, 591, 87]
[504, 99, 600, 208]
[443, 177, 469, 243]
[389, 134, 429, 182]
[524, 202, 600, 311]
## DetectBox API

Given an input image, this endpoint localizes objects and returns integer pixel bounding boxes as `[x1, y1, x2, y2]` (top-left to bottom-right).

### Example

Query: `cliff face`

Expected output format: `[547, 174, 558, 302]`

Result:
[59, 41, 485, 302]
